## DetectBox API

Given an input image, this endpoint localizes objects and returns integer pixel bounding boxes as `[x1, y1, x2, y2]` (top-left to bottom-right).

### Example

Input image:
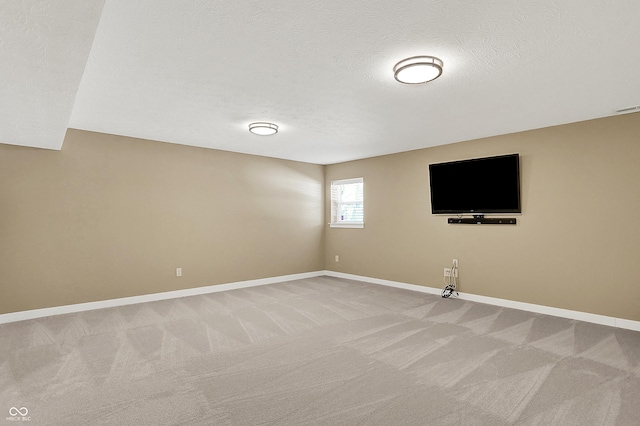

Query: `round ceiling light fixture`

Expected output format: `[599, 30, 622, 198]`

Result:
[393, 56, 444, 84]
[248, 122, 279, 136]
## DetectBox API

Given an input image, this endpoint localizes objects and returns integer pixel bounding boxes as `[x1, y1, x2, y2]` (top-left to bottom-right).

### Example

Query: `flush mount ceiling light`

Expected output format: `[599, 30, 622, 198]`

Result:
[248, 122, 278, 136]
[393, 56, 444, 84]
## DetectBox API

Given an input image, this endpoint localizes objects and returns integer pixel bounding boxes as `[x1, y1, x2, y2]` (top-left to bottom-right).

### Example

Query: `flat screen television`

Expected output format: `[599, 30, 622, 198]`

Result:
[429, 153, 521, 214]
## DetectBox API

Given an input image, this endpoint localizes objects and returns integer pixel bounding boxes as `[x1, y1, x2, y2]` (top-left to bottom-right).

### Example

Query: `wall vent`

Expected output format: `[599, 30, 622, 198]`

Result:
[615, 105, 640, 114]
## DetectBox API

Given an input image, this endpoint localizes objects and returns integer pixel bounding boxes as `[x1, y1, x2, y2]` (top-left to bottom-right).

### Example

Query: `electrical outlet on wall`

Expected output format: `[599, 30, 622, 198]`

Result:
[452, 258, 458, 268]
[444, 267, 458, 277]
[335, 255, 339, 262]
[176, 267, 182, 277]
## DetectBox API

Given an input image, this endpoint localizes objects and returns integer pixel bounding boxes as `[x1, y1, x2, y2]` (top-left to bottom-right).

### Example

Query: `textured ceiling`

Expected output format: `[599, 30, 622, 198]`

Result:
[0, 0, 104, 150]
[2, 0, 640, 164]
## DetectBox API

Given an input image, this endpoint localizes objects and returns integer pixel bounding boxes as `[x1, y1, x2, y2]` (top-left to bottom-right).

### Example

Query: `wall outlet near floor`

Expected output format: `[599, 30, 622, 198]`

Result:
[452, 258, 459, 268]
[444, 267, 458, 277]
[335, 255, 339, 263]
[176, 267, 182, 277]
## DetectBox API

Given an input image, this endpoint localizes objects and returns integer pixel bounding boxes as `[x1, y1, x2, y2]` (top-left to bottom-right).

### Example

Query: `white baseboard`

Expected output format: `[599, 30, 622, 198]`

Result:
[0, 271, 325, 325]
[324, 271, 640, 332]
[3, 270, 640, 333]
[325, 270, 444, 296]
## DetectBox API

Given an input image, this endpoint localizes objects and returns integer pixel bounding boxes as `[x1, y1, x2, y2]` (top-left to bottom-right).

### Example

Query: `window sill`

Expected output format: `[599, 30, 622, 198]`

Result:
[329, 222, 364, 229]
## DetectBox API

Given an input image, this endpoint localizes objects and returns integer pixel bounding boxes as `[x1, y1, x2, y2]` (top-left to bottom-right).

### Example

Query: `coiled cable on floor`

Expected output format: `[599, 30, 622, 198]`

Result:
[441, 261, 458, 298]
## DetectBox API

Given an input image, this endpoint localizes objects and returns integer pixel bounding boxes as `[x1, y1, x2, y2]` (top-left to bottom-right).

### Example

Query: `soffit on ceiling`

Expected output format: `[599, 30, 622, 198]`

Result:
[3, 1, 640, 164]
[0, 0, 105, 150]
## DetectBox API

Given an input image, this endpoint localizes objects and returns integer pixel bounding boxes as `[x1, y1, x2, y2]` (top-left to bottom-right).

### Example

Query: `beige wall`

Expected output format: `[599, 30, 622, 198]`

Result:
[2, 114, 639, 321]
[325, 113, 640, 321]
[0, 129, 325, 314]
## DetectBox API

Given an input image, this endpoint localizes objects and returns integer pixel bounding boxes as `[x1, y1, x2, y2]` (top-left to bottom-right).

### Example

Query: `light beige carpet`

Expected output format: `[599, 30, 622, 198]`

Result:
[1, 276, 639, 425]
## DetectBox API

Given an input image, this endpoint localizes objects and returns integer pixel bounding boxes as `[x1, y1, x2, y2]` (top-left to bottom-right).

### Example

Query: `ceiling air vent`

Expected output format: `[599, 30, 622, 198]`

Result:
[615, 105, 640, 114]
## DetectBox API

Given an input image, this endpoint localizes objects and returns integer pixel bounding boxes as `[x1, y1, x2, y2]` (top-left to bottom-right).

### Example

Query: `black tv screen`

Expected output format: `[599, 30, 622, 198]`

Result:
[429, 153, 521, 214]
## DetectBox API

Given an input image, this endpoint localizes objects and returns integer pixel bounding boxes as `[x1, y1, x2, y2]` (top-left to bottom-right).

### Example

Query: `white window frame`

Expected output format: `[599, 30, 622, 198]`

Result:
[330, 177, 364, 228]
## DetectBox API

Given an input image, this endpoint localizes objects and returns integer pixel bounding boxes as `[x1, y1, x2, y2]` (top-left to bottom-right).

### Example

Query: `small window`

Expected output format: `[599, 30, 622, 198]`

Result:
[330, 177, 364, 228]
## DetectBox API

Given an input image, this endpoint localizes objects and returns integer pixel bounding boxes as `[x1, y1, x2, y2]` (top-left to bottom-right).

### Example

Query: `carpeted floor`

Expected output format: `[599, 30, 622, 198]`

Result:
[1, 276, 639, 425]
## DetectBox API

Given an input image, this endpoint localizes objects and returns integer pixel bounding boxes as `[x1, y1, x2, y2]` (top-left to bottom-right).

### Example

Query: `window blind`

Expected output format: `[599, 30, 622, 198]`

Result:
[330, 177, 364, 228]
